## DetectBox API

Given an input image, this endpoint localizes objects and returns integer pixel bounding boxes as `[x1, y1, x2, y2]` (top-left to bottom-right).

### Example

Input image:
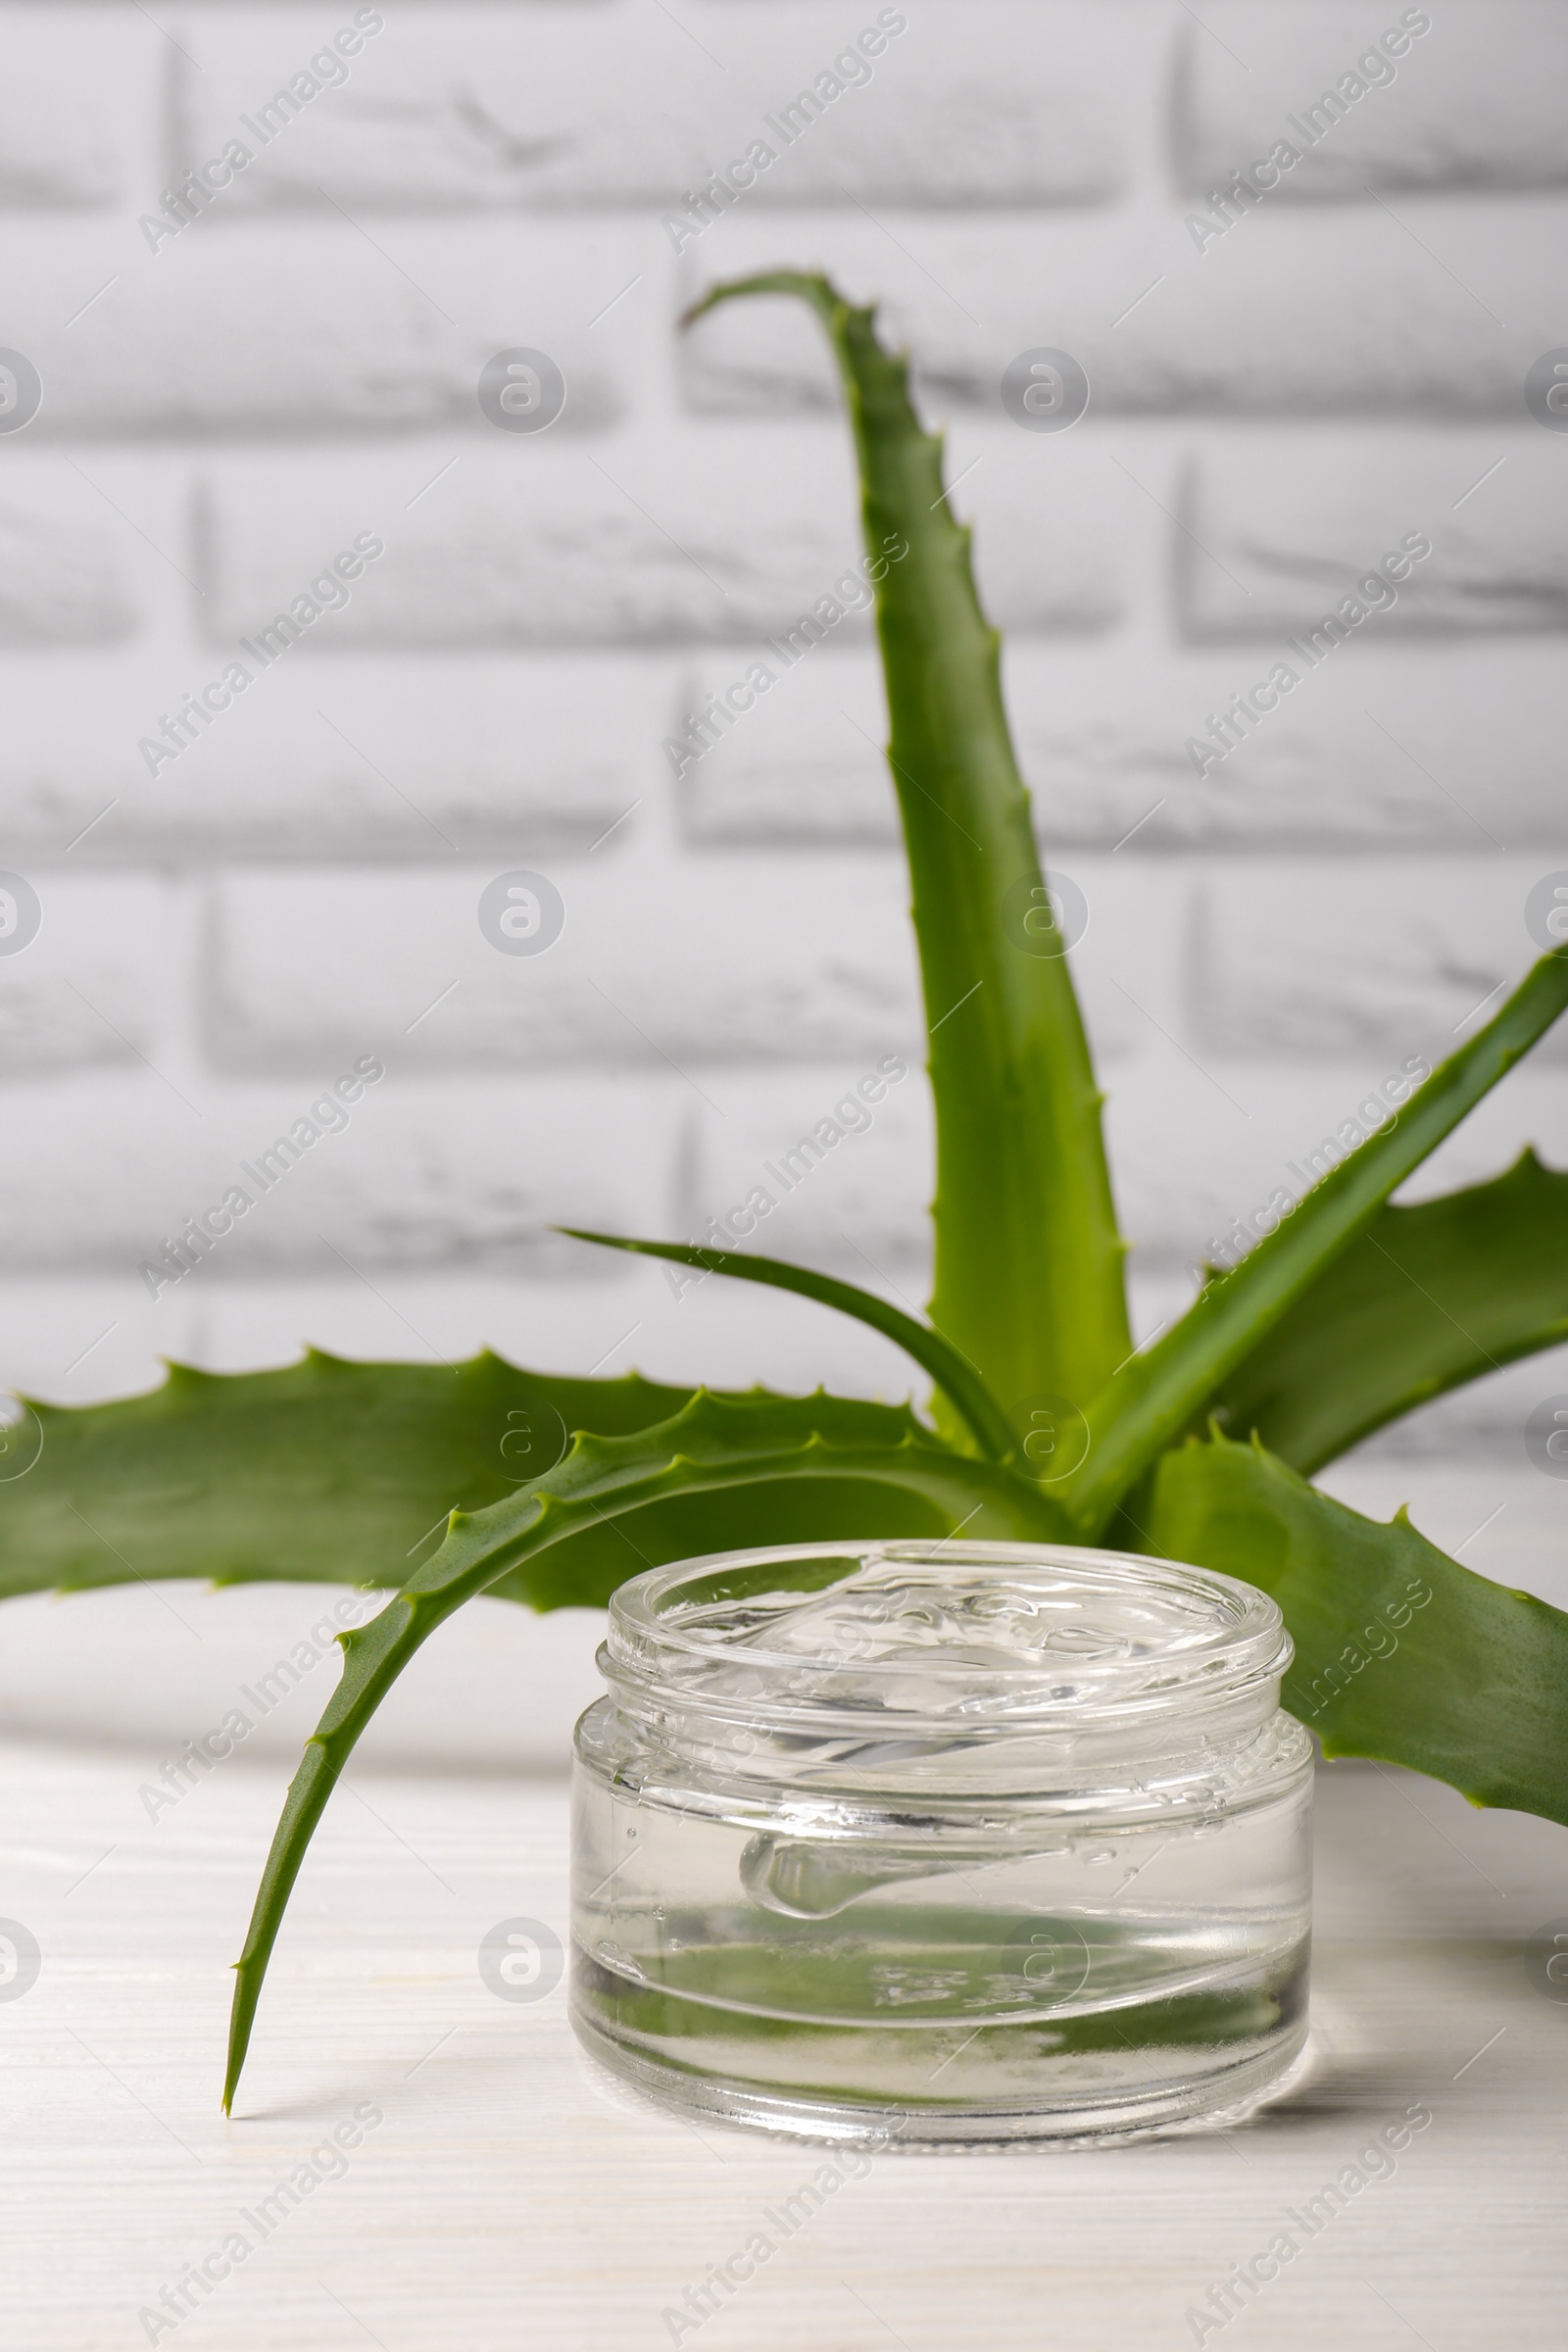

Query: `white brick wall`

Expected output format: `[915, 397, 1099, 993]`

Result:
[1, 0, 1564, 1491]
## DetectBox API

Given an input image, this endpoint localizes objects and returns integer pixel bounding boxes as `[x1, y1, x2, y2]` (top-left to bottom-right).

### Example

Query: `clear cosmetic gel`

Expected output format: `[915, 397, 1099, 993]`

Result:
[570, 1541, 1312, 2142]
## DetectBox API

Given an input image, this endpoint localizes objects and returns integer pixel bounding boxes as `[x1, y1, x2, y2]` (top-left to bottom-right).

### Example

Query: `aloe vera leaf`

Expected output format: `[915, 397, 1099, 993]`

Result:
[1060, 947, 1568, 1535]
[562, 1229, 1018, 1461]
[223, 1389, 1065, 2107]
[683, 271, 1130, 1429]
[0, 1352, 694, 1605]
[1201, 1150, 1568, 1474]
[1141, 1430, 1568, 1828]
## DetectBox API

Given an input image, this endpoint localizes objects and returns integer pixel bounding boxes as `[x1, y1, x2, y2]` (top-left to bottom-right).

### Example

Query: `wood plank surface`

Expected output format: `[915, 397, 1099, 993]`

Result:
[1, 1740, 1563, 2350]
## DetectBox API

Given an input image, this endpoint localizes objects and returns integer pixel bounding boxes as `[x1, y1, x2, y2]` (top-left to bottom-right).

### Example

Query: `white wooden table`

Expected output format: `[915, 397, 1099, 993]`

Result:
[3, 1735, 1565, 2350]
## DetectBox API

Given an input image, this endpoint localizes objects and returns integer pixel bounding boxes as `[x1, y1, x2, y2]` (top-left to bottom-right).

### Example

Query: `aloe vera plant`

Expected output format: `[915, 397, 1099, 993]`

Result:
[5, 274, 1564, 2111]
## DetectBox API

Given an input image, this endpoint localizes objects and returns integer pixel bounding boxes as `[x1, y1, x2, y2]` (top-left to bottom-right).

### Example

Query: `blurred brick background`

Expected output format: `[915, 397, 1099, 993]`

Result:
[1, 0, 1566, 1712]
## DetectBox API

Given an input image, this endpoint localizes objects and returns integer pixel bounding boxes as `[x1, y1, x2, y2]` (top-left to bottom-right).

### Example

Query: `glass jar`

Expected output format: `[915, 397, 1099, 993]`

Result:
[570, 1540, 1312, 2144]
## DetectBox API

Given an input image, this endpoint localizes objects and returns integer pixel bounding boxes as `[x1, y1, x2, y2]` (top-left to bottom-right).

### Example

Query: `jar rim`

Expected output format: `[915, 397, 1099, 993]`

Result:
[603, 1540, 1291, 1730]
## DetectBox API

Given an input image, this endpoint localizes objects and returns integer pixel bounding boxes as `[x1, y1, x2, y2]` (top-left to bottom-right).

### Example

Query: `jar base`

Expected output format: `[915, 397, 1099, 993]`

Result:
[571, 2004, 1312, 2149]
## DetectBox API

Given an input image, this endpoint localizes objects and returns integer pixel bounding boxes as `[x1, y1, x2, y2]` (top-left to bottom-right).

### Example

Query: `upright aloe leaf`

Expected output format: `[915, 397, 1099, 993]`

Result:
[1059, 948, 1568, 1534]
[1142, 1431, 1568, 1828]
[1203, 1150, 1568, 1473]
[562, 1228, 1019, 1462]
[684, 273, 1130, 1431]
[223, 1389, 1066, 2107]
